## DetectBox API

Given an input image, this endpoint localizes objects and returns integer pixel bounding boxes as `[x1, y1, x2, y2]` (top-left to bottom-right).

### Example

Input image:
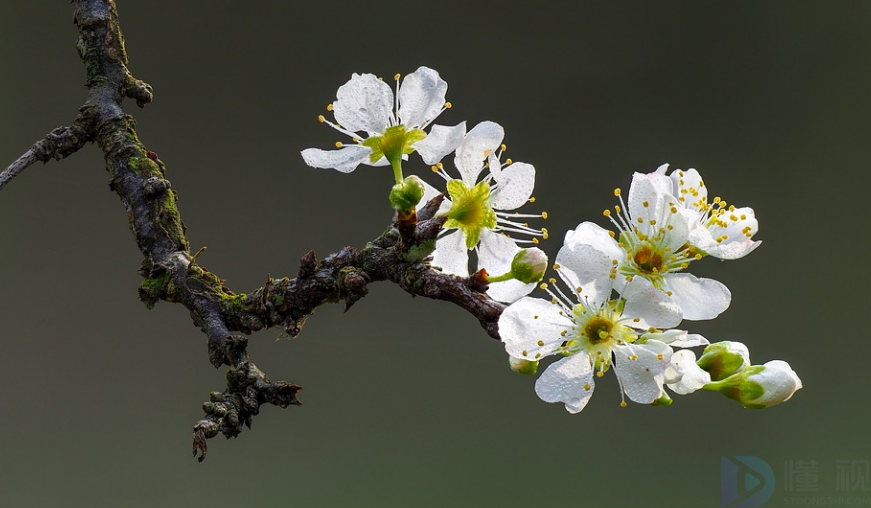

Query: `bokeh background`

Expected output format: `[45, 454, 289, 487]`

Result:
[1, 1, 869, 507]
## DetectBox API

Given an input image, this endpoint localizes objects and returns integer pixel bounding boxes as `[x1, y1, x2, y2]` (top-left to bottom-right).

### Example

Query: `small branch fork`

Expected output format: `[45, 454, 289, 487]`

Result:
[1, 0, 506, 461]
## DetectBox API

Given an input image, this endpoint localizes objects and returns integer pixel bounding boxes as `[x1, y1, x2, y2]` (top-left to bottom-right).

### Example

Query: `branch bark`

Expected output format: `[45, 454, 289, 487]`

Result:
[3, 0, 507, 461]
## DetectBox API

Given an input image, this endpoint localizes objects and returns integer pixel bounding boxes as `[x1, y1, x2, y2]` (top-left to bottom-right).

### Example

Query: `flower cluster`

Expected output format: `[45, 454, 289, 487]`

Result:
[299, 68, 800, 415]
[499, 165, 801, 412]
[302, 67, 547, 303]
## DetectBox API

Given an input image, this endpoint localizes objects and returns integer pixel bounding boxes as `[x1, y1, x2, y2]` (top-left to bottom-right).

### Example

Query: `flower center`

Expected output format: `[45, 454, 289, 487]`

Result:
[362, 125, 426, 165]
[631, 242, 666, 274]
[583, 316, 614, 345]
[444, 180, 497, 249]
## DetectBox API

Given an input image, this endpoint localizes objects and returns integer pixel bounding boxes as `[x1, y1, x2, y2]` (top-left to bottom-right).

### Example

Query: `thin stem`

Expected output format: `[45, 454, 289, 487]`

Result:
[0, 149, 38, 191]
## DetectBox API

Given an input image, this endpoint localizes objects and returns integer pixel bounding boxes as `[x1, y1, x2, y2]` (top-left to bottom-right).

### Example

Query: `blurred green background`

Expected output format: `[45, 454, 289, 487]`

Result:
[1, 1, 869, 507]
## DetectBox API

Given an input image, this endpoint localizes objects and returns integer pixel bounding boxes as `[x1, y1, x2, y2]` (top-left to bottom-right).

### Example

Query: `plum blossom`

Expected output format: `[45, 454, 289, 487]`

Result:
[655, 164, 761, 260]
[498, 238, 707, 413]
[301, 66, 463, 176]
[424, 121, 547, 303]
[567, 171, 732, 322]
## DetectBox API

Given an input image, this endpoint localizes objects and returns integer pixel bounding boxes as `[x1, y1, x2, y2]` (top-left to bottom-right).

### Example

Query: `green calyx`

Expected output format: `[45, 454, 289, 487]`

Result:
[443, 180, 497, 249]
[697, 342, 749, 381]
[703, 365, 766, 409]
[363, 125, 426, 168]
[389, 175, 425, 212]
[652, 392, 673, 406]
[509, 357, 539, 376]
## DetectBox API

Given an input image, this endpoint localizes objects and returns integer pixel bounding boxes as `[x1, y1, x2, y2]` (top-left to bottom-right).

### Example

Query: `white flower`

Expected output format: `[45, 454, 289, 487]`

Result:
[664, 349, 712, 395]
[300, 67, 463, 173]
[567, 171, 732, 322]
[655, 164, 761, 260]
[424, 121, 546, 303]
[498, 242, 704, 413]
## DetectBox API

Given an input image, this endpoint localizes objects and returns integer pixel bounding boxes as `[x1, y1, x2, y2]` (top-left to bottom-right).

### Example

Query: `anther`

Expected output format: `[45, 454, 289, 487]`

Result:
[318, 115, 325, 123]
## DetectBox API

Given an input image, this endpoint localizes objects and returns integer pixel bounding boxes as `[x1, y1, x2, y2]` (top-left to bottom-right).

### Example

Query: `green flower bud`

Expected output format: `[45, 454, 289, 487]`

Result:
[389, 175, 426, 211]
[510, 248, 548, 284]
[704, 360, 802, 409]
[697, 341, 750, 381]
[509, 356, 539, 376]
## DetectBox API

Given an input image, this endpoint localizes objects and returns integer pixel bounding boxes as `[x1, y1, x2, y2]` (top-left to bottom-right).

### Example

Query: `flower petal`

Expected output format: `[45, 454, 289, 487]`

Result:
[694, 206, 761, 260]
[333, 73, 393, 134]
[398, 66, 448, 129]
[454, 121, 504, 186]
[555, 240, 616, 308]
[620, 276, 683, 329]
[628, 171, 674, 224]
[643, 329, 709, 348]
[489, 162, 535, 210]
[534, 353, 595, 414]
[300, 145, 372, 173]
[478, 230, 536, 303]
[665, 349, 711, 395]
[415, 122, 466, 165]
[664, 273, 731, 320]
[430, 230, 470, 277]
[499, 296, 572, 359]
[614, 339, 672, 404]
[670, 167, 708, 212]
[563, 221, 624, 262]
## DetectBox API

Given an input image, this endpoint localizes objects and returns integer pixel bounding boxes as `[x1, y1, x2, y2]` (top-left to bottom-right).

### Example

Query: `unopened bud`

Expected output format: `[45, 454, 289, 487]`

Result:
[697, 341, 750, 381]
[704, 360, 802, 409]
[389, 175, 426, 211]
[509, 248, 548, 284]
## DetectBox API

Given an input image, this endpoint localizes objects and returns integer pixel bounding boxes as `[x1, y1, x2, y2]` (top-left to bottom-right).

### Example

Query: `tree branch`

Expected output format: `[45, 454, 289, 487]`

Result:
[2, 0, 507, 461]
[0, 120, 92, 191]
